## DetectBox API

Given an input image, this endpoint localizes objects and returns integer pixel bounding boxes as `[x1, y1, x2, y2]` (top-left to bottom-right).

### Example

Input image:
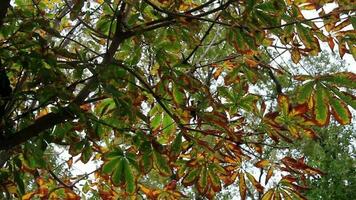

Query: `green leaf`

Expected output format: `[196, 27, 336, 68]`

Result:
[81, 142, 93, 164]
[328, 86, 356, 109]
[296, 24, 315, 49]
[111, 158, 124, 186]
[153, 150, 172, 176]
[208, 166, 221, 192]
[102, 158, 120, 174]
[14, 172, 25, 195]
[329, 97, 352, 125]
[197, 167, 208, 194]
[150, 113, 162, 131]
[170, 132, 182, 158]
[313, 84, 330, 126]
[297, 81, 314, 104]
[123, 159, 136, 193]
[172, 85, 185, 105]
[142, 151, 153, 174]
[320, 72, 356, 89]
[182, 167, 201, 186]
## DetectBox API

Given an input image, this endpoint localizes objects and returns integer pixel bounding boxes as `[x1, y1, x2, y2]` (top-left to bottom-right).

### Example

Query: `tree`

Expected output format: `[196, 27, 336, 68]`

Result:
[0, 0, 355, 199]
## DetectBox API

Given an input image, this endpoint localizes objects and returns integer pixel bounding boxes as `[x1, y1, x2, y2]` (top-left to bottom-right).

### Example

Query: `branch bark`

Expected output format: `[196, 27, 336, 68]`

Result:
[0, 0, 11, 28]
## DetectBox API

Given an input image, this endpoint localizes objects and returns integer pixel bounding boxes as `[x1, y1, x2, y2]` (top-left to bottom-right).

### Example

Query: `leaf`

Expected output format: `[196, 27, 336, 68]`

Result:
[111, 158, 124, 186]
[329, 87, 356, 109]
[281, 190, 293, 200]
[197, 167, 208, 194]
[151, 113, 162, 131]
[80, 142, 93, 164]
[208, 166, 221, 192]
[123, 159, 136, 193]
[291, 49, 301, 64]
[172, 85, 185, 105]
[255, 159, 270, 168]
[261, 189, 274, 200]
[329, 97, 352, 125]
[182, 167, 201, 186]
[297, 81, 314, 104]
[22, 192, 35, 200]
[239, 173, 247, 200]
[321, 72, 356, 89]
[153, 150, 172, 176]
[313, 84, 330, 126]
[278, 95, 289, 115]
[170, 132, 182, 158]
[246, 172, 264, 193]
[142, 151, 153, 174]
[265, 167, 273, 185]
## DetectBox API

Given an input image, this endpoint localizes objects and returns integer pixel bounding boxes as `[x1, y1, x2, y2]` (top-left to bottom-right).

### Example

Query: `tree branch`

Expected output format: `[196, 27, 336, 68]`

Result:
[0, 0, 11, 28]
[0, 2, 131, 151]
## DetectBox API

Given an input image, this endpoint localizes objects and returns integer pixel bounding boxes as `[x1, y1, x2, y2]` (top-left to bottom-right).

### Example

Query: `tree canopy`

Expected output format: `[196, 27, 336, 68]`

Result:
[0, 0, 355, 199]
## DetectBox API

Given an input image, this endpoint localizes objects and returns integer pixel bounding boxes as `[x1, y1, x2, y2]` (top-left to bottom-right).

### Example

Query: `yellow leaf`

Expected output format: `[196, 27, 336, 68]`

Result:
[261, 189, 274, 200]
[255, 159, 270, 168]
[22, 192, 35, 200]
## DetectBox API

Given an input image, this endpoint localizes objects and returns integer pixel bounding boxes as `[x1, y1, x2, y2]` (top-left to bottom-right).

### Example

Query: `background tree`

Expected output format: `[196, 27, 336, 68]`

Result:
[0, 0, 355, 199]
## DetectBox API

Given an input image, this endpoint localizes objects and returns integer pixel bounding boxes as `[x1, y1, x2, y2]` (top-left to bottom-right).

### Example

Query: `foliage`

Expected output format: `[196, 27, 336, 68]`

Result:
[0, 0, 355, 199]
[301, 124, 356, 200]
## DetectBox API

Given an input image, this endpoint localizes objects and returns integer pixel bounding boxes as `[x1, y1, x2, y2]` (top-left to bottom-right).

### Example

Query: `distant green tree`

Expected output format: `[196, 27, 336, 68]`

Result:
[301, 124, 356, 200]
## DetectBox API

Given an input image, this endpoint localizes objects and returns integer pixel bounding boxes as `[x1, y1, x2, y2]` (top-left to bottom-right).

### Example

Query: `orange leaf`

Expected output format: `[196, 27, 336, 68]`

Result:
[213, 68, 223, 80]
[22, 192, 36, 200]
[265, 167, 273, 185]
[245, 58, 259, 68]
[303, 128, 318, 139]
